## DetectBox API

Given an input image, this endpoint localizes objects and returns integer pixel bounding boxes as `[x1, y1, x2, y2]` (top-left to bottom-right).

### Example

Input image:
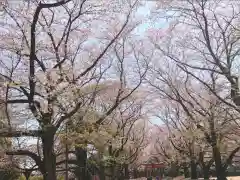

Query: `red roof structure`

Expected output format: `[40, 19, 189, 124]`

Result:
[141, 163, 165, 169]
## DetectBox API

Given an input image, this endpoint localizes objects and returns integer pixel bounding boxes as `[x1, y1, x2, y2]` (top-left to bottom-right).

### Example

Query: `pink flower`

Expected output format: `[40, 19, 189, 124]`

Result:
[147, 28, 167, 40]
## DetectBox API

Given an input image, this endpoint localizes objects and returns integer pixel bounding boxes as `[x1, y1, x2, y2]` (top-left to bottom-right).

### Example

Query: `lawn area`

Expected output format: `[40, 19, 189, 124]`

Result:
[175, 176, 240, 180]
[131, 177, 240, 180]
[130, 176, 240, 180]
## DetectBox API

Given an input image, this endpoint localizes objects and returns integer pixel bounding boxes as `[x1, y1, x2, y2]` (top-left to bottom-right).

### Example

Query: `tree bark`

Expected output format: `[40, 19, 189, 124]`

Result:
[216, 170, 227, 180]
[116, 164, 123, 180]
[212, 146, 227, 180]
[110, 165, 115, 180]
[23, 170, 32, 180]
[203, 166, 210, 179]
[183, 165, 190, 178]
[169, 163, 179, 177]
[190, 160, 197, 179]
[75, 147, 90, 180]
[42, 127, 56, 180]
[124, 164, 129, 179]
[104, 164, 115, 180]
[133, 168, 137, 178]
[99, 164, 106, 180]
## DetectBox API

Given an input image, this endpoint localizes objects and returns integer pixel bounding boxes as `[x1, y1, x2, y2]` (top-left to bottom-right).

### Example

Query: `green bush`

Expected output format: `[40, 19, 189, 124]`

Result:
[19, 175, 65, 180]
[29, 177, 43, 180]
[18, 175, 26, 180]
[18, 175, 43, 180]
[0, 167, 20, 180]
[57, 176, 64, 180]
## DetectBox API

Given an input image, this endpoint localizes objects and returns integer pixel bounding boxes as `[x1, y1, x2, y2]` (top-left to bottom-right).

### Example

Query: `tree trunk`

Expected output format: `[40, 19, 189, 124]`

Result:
[216, 170, 227, 180]
[190, 160, 197, 179]
[124, 164, 129, 179]
[75, 147, 90, 180]
[183, 165, 190, 178]
[42, 128, 56, 180]
[203, 166, 210, 179]
[110, 165, 115, 180]
[104, 164, 116, 180]
[99, 164, 106, 180]
[169, 163, 179, 177]
[212, 146, 227, 180]
[116, 164, 123, 180]
[23, 170, 32, 180]
[133, 168, 137, 178]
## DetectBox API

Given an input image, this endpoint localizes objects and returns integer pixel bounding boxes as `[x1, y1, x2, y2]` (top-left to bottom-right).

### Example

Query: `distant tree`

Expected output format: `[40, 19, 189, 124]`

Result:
[147, 57, 240, 179]
[148, 1, 240, 179]
[0, 0, 148, 180]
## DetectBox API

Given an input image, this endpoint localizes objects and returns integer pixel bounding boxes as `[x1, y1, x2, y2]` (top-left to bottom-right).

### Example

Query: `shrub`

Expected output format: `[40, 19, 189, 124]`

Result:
[19, 175, 65, 180]
[0, 167, 20, 180]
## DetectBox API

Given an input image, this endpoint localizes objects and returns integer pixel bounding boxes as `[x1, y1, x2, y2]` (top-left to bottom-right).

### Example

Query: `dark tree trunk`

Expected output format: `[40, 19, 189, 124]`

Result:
[183, 165, 190, 178]
[203, 166, 210, 179]
[213, 146, 227, 180]
[216, 170, 227, 180]
[124, 164, 129, 179]
[190, 160, 197, 179]
[75, 147, 90, 180]
[203, 171, 209, 179]
[110, 165, 115, 180]
[42, 127, 56, 180]
[23, 170, 32, 180]
[99, 164, 106, 180]
[169, 163, 179, 177]
[207, 117, 227, 180]
[104, 165, 115, 180]
[133, 168, 137, 178]
[116, 165, 123, 180]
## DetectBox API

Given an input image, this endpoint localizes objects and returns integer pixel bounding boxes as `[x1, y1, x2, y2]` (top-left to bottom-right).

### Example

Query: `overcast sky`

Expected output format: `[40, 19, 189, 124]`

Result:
[135, 2, 169, 36]
[136, 2, 168, 125]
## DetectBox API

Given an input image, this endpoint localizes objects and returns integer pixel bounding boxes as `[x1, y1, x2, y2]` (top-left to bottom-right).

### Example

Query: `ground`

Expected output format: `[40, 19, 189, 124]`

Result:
[131, 176, 240, 180]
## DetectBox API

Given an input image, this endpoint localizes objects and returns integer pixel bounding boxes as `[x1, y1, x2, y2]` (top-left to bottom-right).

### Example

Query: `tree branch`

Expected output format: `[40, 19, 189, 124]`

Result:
[75, 11, 131, 79]
[0, 129, 42, 137]
[223, 146, 240, 170]
[6, 150, 44, 173]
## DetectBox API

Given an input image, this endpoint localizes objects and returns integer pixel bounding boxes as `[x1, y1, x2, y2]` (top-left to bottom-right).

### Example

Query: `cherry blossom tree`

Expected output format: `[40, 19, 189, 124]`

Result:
[0, 0, 150, 179]
[56, 88, 150, 180]
[146, 55, 240, 179]
[147, 1, 240, 179]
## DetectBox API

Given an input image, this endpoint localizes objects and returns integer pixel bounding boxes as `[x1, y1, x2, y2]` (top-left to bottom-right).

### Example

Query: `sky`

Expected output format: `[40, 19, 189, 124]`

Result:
[136, 2, 168, 125]
[135, 2, 169, 36]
